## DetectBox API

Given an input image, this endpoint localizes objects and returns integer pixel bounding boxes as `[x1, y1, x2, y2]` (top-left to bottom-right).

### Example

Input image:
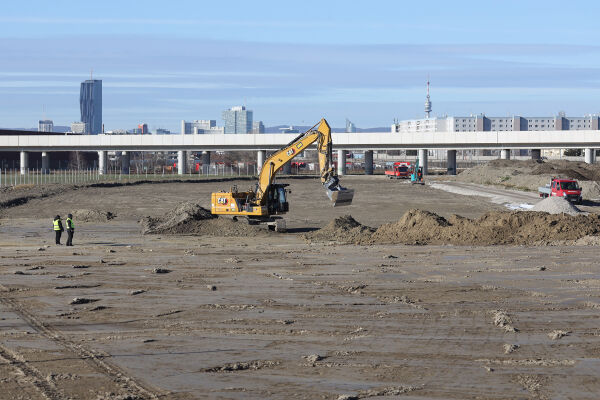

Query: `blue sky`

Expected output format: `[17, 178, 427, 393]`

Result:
[1, 0, 600, 131]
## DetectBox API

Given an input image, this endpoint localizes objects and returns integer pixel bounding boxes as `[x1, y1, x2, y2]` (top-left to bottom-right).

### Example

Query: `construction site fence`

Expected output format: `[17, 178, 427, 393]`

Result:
[0, 164, 251, 188]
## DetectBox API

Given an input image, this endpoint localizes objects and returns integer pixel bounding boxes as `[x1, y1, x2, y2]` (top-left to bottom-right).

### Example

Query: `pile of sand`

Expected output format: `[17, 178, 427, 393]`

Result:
[456, 160, 600, 199]
[572, 235, 600, 246]
[141, 201, 268, 236]
[306, 209, 600, 246]
[530, 160, 600, 181]
[73, 209, 116, 222]
[307, 215, 375, 243]
[142, 202, 214, 234]
[530, 197, 582, 215]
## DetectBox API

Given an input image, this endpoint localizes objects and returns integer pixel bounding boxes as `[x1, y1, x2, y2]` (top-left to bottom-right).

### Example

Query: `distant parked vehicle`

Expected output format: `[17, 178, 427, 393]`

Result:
[385, 162, 412, 179]
[538, 177, 582, 204]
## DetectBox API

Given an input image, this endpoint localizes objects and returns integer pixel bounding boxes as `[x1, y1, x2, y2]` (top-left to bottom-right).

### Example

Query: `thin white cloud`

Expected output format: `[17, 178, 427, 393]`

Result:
[0, 80, 263, 90]
[0, 71, 296, 79]
[0, 16, 368, 29]
[105, 82, 261, 90]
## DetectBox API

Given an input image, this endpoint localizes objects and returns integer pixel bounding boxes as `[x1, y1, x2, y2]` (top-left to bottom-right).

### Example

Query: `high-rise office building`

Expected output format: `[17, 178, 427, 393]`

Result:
[80, 79, 102, 134]
[138, 123, 149, 134]
[38, 120, 54, 132]
[222, 106, 253, 134]
[252, 121, 265, 134]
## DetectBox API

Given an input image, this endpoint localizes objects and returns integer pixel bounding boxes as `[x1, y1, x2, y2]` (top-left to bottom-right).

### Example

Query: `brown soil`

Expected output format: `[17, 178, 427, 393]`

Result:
[307, 209, 600, 245]
[73, 209, 116, 222]
[474, 159, 600, 181]
[141, 201, 270, 236]
[306, 215, 375, 243]
[2, 177, 600, 399]
[0, 184, 69, 211]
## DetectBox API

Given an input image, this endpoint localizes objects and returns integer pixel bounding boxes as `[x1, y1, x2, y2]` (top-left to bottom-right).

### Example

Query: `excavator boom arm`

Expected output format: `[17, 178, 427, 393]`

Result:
[255, 119, 352, 207]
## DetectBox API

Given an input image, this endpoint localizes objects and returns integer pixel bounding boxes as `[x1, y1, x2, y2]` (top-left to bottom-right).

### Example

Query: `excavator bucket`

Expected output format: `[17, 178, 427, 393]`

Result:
[327, 187, 355, 207]
[323, 174, 354, 206]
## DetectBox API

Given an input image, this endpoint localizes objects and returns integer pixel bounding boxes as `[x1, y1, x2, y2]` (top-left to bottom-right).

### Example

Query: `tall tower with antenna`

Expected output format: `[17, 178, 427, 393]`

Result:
[424, 76, 432, 118]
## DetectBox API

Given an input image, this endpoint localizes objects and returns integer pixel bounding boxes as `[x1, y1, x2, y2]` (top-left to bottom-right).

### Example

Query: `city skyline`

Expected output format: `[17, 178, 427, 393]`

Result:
[2, 1, 600, 131]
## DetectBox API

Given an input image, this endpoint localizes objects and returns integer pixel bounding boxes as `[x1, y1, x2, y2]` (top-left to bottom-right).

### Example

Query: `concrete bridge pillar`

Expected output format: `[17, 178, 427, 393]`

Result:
[447, 150, 457, 175]
[201, 151, 211, 174]
[41, 151, 50, 174]
[257, 150, 266, 173]
[121, 151, 130, 174]
[282, 161, 292, 174]
[337, 149, 346, 176]
[500, 149, 511, 160]
[418, 149, 428, 175]
[585, 148, 595, 164]
[177, 151, 187, 175]
[531, 149, 541, 161]
[97, 151, 107, 175]
[364, 150, 374, 175]
[20, 151, 28, 175]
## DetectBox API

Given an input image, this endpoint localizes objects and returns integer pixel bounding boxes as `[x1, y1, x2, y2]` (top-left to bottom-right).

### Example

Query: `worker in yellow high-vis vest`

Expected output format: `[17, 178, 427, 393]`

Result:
[66, 214, 75, 246]
[53, 215, 64, 245]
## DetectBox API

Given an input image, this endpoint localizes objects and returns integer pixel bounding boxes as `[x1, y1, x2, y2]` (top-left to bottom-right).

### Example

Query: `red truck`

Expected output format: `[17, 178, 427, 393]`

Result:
[385, 162, 412, 179]
[538, 177, 582, 204]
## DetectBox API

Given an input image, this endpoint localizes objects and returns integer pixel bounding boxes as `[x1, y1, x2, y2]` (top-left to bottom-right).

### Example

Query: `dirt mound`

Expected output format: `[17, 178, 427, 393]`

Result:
[530, 197, 582, 215]
[579, 181, 600, 199]
[0, 185, 68, 211]
[305, 215, 375, 242]
[307, 209, 600, 246]
[572, 235, 600, 246]
[141, 201, 269, 237]
[142, 202, 214, 234]
[73, 209, 116, 222]
[529, 160, 600, 181]
[478, 159, 600, 181]
[456, 160, 600, 198]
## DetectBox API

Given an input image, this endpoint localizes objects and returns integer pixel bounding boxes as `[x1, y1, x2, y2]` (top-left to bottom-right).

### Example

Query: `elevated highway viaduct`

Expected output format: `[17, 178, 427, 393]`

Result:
[2, 130, 599, 175]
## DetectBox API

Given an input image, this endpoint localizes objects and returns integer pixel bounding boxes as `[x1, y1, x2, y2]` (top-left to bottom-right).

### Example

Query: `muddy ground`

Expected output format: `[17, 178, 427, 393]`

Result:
[1, 175, 600, 399]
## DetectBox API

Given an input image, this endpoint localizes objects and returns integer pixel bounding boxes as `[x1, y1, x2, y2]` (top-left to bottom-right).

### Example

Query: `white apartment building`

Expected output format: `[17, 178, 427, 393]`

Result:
[391, 113, 600, 158]
[181, 119, 224, 134]
[70, 121, 89, 134]
[392, 113, 600, 134]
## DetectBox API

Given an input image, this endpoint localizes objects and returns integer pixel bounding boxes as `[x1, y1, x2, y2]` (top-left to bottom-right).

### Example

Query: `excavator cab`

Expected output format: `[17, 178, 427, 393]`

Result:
[266, 183, 289, 215]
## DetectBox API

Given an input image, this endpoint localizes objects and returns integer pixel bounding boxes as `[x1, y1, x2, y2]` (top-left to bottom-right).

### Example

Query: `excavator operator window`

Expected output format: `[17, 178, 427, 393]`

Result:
[277, 186, 289, 213]
[277, 187, 287, 205]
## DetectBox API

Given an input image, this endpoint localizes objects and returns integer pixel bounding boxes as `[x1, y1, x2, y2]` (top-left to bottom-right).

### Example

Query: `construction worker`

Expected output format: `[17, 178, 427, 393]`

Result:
[65, 213, 74, 246]
[53, 215, 64, 245]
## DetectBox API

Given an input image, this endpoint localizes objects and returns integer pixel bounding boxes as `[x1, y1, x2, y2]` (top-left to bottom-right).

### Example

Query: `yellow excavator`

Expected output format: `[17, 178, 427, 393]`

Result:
[211, 118, 354, 231]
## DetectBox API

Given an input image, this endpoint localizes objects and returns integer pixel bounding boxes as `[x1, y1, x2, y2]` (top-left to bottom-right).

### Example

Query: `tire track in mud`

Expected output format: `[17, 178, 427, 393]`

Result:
[0, 343, 63, 400]
[0, 285, 165, 399]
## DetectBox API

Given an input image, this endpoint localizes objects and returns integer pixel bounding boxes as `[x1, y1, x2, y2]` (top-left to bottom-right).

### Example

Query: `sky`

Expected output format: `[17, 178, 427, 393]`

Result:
[1, 0, 600, 131]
